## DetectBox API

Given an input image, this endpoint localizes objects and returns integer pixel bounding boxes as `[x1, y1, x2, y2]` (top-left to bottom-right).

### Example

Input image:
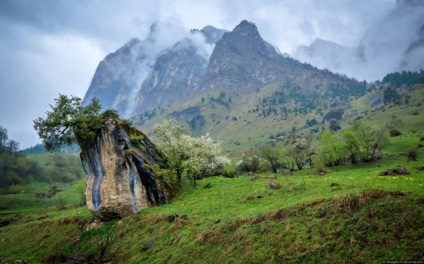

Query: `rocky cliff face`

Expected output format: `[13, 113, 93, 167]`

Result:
[206, 20, 358, 94]
[84, 24, 225, 118]
[133, 35, 209, 116]
[131, 26, 225, 116]
[84, 20, 367, 119]
[82, 22, 187, 117]
[80, 118, 168, 220]
[83, 38, 146, 115]
[206, 20, 283, 90]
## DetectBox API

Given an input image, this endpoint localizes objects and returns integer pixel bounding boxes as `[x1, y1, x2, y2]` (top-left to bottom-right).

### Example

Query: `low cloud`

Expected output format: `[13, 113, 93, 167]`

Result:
[294, 2, 424, 81]
[0, 31, 102, 148]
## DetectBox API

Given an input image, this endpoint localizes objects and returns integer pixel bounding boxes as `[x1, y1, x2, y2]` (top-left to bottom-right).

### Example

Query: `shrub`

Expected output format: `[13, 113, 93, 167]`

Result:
[418, 144, 424, 149]
[130, 135, 145, 148]
[390, 129, 402, 137]
[236, 152, 263, 173]
[0, 200, 9, 210]
[220, 166, 236, 178]
[121, 119, 134, 132]
[406, 149, 418, 161]
[315, 162, 327, 175]
[70, 221, 120, 263]
[7, 185, 23, 194]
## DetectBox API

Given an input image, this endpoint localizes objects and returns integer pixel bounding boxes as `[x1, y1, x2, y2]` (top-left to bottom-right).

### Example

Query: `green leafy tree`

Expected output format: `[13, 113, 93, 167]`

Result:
[286, 136, 313, 170]
[316, 130, 346, 166]
[33, 94, 102, 150]
[317, 121, 387, 166]
[342, 121, 387, 163]
[341, 127, 362, 164]
[258, 144, 282, 173]
[236, 151, 262, 173]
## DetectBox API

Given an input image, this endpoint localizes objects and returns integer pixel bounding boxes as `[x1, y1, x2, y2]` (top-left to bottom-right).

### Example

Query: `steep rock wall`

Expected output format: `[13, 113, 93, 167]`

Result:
[80, 118, 168, 220]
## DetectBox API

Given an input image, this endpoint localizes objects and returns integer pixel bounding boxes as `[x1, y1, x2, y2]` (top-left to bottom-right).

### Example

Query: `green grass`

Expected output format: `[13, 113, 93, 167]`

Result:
[0, 181, 82, 213]
[1, 148, 423, 263]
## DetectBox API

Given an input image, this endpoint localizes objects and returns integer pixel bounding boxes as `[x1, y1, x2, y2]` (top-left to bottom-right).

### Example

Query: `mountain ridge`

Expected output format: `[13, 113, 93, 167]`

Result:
[83, 15, 423, 134]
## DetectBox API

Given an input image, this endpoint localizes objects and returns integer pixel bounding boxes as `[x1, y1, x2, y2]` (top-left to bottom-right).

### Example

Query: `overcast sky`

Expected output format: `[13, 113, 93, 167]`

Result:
[0, 0, 395, 149]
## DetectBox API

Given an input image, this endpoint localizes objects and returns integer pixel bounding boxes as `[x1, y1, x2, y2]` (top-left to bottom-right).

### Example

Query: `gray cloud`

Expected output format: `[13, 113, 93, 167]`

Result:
[294, 1, 424, 81]
[0, 0, 396, 148]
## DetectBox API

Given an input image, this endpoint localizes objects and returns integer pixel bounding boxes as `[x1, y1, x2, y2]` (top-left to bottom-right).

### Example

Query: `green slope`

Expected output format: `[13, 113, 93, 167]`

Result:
[136, 81, 424, 158]
[1, 142, 423, 263]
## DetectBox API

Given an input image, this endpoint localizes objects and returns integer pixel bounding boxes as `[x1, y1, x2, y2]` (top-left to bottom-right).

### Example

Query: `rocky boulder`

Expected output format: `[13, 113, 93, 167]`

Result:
[80, 118, 168, 220]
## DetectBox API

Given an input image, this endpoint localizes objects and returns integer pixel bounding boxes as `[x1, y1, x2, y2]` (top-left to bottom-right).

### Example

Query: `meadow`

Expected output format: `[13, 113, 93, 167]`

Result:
[0, 134, 423, 263]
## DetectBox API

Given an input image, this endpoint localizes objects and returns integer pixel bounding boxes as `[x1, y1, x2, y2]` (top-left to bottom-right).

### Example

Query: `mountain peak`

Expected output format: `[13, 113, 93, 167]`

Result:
[200, 25, 227, 44]
[121, 38, 142, 49]
[233, 20, 259, 35]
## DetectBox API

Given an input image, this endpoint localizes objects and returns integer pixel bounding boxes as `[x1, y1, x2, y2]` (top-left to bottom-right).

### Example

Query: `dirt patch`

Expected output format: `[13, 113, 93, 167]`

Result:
[378, 167, 409, 176]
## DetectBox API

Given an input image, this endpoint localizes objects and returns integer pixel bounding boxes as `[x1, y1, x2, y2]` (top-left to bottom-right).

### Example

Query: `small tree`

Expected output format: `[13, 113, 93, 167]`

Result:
[33, 95, 103, 150]
[258, 144, 282, 173]
[385, 115, 403, 131]
[316, 130, 346, 166]
[236, 151, 262, 173]
[343, 121, 387, 163]
[286, 137, 313, 170]
[0, 125, 8, 150]
[153, 119, 189, 183]
[329, 120, 341, 131]
[6, 140, 19, 153]
[154, 119, 230, 186]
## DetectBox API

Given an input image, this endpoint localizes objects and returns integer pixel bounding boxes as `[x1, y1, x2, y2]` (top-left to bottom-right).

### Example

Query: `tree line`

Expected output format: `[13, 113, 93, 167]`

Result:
[382, 70, 424, 87]
[236, 120, 392, 174]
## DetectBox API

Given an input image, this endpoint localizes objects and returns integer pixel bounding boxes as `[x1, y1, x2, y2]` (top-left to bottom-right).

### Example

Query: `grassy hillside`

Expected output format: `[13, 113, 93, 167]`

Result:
[1, 136, 423, 263]
[135, 81, 424, 158]
[0, 151, 85, 196]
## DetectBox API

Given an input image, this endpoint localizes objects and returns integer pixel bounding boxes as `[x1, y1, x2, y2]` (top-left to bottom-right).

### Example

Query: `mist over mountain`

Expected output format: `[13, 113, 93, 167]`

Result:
[83, 22, 188, 116]
[83, 22, 226, 117]
[84, 0, 423, 121]
[84, 20, 368, 120]
[294, 0, 424, 81]
[132, 26, 227, 115]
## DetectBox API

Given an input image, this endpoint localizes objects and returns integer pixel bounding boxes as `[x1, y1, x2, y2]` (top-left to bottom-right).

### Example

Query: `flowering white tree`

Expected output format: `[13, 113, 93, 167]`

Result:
[154, 119, 230, 186]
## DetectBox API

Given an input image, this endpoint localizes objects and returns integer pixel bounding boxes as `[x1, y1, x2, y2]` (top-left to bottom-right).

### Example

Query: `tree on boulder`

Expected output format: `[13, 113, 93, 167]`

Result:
[34, 95, 169, 220]
[33, 94, 103, 150]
